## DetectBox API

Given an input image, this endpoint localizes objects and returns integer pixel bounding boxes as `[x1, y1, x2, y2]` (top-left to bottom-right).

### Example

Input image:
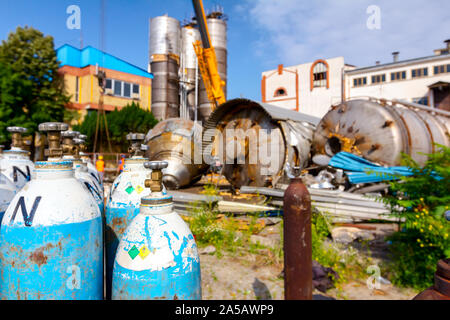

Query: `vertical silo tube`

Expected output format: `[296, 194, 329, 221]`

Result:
[198, 16, 227, 122]
[149, 16, 181, 121]
[181, 26, 201, 120]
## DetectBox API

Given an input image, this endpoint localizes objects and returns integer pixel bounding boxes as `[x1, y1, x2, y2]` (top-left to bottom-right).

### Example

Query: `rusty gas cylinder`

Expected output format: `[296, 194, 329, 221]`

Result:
[283, 166, 312, 300]
[105, 133, 150, 299]
[111, 161, 201, 300]
[0, 122, 103, 300]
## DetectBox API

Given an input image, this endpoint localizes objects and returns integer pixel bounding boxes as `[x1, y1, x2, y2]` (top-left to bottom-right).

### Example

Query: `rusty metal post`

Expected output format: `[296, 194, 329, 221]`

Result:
[283, 166, 312, 300]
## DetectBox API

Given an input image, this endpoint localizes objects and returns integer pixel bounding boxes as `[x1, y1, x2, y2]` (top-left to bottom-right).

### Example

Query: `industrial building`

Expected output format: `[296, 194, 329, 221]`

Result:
[57, 44, 153, 122]
[262, 40, 450, 118]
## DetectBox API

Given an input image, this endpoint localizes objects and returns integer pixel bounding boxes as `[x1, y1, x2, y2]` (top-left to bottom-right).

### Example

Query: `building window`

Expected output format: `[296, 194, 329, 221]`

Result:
[372, 74, 386, 84]
[310, 59, 329, 91]
[413, 97, 429, 106]
[105, 79, 112, 89]
[132, 84, 140, 94]
[123, 82, 131, 98]
[274, 87, 287, 97]
[391, 71, 406, 81]
[434, 64, 450, 75]
[75, 76, 79, 102]
[106, 78, 140, 98]
[312, 62, 327, 88]
[412, 67, 428, 78]
[353, 77, 367, 87]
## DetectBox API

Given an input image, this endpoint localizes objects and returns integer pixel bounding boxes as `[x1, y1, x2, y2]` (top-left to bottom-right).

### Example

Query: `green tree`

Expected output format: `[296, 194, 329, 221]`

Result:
[0, 26, 69, 144]
[74, 102, 158, 152]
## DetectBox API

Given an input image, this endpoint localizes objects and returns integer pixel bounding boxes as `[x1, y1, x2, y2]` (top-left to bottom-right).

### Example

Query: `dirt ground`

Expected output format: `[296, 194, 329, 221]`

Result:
[198, 222, 419, 300]
[199, 246, 418, 301]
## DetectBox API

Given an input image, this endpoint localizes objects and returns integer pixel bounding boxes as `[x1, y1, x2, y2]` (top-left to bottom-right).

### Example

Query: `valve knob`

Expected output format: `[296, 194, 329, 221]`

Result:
[126, 133, 145, 141]
[38, 122, 68, 132]
[61, 130, 78, 138]
[73, 138, 84, 145]
[144, 161, 168, 171]
[7, 126, 27, 134]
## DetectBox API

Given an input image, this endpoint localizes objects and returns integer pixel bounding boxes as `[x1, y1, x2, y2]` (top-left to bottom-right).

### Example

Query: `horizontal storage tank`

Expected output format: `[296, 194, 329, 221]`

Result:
[312, 99, 450, 166]
[144, 118, 208, 189]
[149, 15, 181, 120]
[202, 98, 319, 188]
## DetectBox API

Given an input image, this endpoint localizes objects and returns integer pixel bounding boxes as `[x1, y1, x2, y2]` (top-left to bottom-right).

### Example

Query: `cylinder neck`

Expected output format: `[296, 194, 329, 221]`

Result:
[35, 160, 74, 179]
[123, 158, 147, 171]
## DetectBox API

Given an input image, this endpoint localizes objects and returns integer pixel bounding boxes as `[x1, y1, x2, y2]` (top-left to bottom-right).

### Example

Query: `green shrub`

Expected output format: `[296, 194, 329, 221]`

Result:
[382, 144, 450, 290]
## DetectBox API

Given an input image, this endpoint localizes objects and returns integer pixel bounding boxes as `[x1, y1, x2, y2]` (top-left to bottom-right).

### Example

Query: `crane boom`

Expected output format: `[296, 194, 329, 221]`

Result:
[191, 0, 226, 110]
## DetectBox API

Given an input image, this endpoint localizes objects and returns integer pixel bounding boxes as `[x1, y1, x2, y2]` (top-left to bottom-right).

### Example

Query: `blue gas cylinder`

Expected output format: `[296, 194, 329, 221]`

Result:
[0, 122, 103, 300]
[105, 133, 149, 298]
[112, 161, 201, 300]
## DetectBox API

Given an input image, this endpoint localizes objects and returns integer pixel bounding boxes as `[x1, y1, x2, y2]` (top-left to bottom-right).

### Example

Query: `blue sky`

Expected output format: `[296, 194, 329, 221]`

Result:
[1, 0, 449, 101]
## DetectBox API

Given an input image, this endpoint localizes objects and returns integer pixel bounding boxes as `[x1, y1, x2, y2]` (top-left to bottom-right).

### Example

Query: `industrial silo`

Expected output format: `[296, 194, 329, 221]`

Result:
[180, 25, 201, 120]
[198, 12, 227, 122]
[149, 15, 181, 120]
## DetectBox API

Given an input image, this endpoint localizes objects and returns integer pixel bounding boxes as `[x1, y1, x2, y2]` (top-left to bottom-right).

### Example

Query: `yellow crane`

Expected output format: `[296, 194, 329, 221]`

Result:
[191, 0, 226, 110]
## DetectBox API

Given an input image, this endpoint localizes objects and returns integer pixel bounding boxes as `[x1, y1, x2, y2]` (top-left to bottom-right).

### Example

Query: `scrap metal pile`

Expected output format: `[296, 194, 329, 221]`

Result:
[142, 96, 449, 222]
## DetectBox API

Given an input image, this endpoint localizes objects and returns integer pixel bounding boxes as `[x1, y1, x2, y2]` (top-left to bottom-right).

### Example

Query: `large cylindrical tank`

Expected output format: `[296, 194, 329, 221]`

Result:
[0, 127, 35, 223]
[149, 16, 181, 121]
[312, 99, 450, 166]
[0, 123, 103, 300]
[105, 133, 150, 299]
[181, 26, 201, 119]
[144, 118, 208, 190]
[112, 161, 201, 300]
[202, 99, 318, 189]
[198, 16, 227, 122]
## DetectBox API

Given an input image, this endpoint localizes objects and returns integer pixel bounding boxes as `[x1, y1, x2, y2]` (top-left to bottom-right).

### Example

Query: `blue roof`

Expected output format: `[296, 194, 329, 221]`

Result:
[56, 44, 153, 79]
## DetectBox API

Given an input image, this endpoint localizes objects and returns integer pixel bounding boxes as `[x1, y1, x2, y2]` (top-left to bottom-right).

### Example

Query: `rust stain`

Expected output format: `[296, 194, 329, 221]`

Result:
[29, 243, 54, 267]
[30, 248, 48, 267]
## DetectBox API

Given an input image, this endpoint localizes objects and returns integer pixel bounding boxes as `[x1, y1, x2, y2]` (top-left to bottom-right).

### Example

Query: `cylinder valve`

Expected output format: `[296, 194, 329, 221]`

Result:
[38, 122, 68, 159]
[144, 160, 168, 193]
[126, 133, 146, 157]
[7, 126, 27, 149]
[61, 130, 79, 157]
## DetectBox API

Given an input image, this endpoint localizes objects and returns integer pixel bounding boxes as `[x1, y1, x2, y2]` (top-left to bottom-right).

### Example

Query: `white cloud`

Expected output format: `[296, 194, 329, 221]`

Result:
[240, 0, 450, 68]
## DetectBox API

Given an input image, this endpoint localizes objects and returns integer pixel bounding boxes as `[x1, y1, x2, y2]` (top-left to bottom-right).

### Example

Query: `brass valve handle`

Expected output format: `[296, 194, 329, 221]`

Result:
[61, 130, 79, 156]
[38, 122, 68, 158]
[143, 161, 168, 193]
[7, 126, 27, 149]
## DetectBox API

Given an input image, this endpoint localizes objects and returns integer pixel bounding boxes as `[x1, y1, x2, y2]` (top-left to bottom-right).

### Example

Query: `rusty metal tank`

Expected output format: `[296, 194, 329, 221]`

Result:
[144, 118, 207, 190]
[312, 98, 450, 166]
[149, 15, 181, 120]
[198, 14, 227, 122]
[202, 98, 319, 189]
